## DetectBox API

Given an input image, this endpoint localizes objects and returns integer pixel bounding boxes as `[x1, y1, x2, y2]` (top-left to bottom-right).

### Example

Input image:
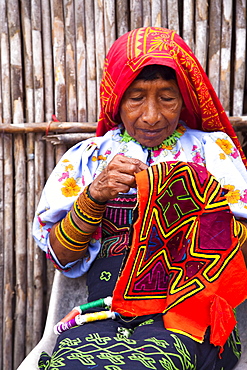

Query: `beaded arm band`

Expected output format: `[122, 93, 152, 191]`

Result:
[236, 220, 247, 247]
[55, 185, 107, 252]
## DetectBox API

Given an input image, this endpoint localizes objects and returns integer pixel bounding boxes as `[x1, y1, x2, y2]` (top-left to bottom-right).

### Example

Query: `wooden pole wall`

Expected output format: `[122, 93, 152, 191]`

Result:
[0, 0, 246, 368]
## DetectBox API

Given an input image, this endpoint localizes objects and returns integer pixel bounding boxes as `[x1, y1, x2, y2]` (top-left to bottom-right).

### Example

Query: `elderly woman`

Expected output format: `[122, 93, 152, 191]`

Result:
[33, 27, 247, 369]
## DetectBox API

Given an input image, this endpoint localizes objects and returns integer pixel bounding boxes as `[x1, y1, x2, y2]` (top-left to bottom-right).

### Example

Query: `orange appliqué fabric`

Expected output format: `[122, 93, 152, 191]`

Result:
[112, 162, 247, 348]
[97, 27, 247, 167]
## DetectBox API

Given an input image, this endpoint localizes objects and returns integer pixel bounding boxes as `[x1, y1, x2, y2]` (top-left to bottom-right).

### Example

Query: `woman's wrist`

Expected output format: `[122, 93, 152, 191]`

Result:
[86, 183, 107, 205]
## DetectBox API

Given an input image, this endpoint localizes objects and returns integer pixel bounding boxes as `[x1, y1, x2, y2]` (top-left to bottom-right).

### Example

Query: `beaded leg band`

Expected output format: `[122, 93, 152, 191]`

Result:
[55, 185, 107, 252]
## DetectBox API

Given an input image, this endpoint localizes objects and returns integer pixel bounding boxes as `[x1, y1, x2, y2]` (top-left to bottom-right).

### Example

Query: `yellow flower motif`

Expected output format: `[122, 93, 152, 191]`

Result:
[219, 153, 226, 160]
[92, 156, 97, 162]
[216, 138, 233, 155]
[224, 185, 240, 204]
[61, 178, 81, 197]
[65, 164, 74, 171]
[62, 159, 70, 163]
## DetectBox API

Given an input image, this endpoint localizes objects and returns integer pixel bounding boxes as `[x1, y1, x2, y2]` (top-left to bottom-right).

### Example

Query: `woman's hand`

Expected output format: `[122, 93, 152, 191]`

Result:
[89, 154, 148, 203]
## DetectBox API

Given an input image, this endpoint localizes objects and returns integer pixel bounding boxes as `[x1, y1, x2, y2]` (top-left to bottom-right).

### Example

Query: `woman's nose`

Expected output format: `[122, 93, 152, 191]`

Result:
[142, 100, 161, 126]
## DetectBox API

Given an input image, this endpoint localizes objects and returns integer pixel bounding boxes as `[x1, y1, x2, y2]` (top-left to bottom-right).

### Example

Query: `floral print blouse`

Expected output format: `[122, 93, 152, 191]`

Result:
[33, 122, 247, 277]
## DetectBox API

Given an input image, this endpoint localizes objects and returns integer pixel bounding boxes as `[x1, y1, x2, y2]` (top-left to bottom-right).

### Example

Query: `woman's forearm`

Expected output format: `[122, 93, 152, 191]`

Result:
[49, 185, 106, 266]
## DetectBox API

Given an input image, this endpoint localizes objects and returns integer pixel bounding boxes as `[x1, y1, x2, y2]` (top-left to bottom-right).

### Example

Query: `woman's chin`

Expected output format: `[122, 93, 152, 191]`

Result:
[138, 138, 164, 148]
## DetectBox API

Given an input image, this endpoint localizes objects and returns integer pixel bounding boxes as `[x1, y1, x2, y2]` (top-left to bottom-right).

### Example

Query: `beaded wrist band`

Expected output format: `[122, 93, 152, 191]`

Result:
[74, 185, 107, 226]
[55, 185, 107, 252]
[55, 211, 91, 252]
[236, 220, 247, 246]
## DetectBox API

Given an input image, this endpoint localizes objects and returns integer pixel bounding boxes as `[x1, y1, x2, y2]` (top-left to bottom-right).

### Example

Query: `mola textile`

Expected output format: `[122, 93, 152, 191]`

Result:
[112, 161, 247, 347]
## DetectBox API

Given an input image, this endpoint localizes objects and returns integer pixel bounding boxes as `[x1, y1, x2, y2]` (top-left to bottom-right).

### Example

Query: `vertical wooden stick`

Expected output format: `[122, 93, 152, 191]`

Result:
[32, 0, 46, 348]
[233, 0, 246, 116]
[220, 0, 233, 115]
[7, 0, 26, 367]
[0, 0, 14, 366]
[41, 0, 55, 308]
[167, 0, 179, 33]
[208, 0, 222, 96]
[75, 0, 87, 122]
[85, 0, 97, 122]
[50, 0, 67, 161]
[183, 0, 195, 51]
[151, 0, 161, 27]
[143, 0, 151, 27]
[116, 0, 129, 37]
[161, 0, 168, 28]
[130, 0, 143, 29]
[94, 0, 105, 117]
[20, 0, 35, 355]
[195, 0, 208, 70]
[64, 0, 77, 121]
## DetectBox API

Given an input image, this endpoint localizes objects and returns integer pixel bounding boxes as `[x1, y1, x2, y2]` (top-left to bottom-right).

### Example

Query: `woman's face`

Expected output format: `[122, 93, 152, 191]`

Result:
[119, 77, 183, 147]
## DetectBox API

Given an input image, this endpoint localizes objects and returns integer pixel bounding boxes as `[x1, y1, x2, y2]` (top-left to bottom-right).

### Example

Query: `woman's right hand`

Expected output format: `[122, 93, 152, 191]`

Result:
[89, 154, 148, 203]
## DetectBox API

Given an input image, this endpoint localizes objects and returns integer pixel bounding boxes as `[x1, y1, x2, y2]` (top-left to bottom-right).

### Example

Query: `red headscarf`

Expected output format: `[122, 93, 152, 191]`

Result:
[97, 27, 247, 166]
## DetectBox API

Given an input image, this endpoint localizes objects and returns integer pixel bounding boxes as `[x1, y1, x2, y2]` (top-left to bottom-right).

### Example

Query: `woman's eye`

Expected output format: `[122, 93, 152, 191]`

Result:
[161, 97, 174, 102]
[130, 96, 143, 101]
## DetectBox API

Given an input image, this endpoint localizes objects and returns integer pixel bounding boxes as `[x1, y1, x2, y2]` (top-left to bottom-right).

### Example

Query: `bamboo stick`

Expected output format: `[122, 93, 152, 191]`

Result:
[0, 7, 4, 368]
[208, 0, 222, 96]
[0, 89, 3, 370]
[0, 121, 97, 133]
[233, 0, 246, 116]
[41, 0, 55, 309]
[0, 117, 246, 134]
[8, 0, 26, 367]
[8, 0, 26, 368]
[195, 0, 208, 70]
[75, 0, 87, 122]
[220, 0, 233, 116]
[130, 0, 143, 29]
[161, 0, 168, 28]
[20, 0, 35, 355]
[0, 140, 3, 370]
[32, 0, 46, 348]
[85, 0, 97, 122]
[151, 0, 161, 27]
[94, 0, 105, 117]
[43, 132, 96, 145]
[104, 0, 116, 54]
[50, 0, 67, 161]
[116, 0, 129, 37]
[0, 0, 14, 366]
[182, 0, 194, 51]
[143, 0, 151, 27]
[64, 0, 77, 121]
[167, 0, 179, 33]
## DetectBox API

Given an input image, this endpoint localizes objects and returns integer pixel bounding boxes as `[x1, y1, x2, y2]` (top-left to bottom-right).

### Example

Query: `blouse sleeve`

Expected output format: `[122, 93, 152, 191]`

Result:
[32, 139, 103, 277]
[202, 131, 247, 220]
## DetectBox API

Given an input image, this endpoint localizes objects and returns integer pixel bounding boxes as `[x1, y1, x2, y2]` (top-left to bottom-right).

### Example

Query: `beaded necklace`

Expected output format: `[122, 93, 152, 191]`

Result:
[120, 126, 184, 151]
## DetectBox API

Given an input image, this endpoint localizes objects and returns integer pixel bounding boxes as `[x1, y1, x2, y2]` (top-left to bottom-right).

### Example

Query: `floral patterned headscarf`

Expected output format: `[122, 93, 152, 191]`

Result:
[97, 27, 246, 166]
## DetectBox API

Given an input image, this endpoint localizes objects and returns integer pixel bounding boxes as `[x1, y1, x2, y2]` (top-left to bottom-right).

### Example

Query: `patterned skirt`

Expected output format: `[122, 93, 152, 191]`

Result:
[38, 257, 241, 370]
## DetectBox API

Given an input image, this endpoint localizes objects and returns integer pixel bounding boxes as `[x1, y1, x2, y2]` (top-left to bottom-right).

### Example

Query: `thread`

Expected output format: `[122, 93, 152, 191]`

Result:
[54, 310, 116, 334]
[59, 296, 112, 324]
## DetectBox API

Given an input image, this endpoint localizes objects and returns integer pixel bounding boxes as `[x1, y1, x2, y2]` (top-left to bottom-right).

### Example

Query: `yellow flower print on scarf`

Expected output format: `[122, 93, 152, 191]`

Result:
[61, 178, 81, 197]
[224, 185, 241, 204]
[216, 138, 233, 155]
